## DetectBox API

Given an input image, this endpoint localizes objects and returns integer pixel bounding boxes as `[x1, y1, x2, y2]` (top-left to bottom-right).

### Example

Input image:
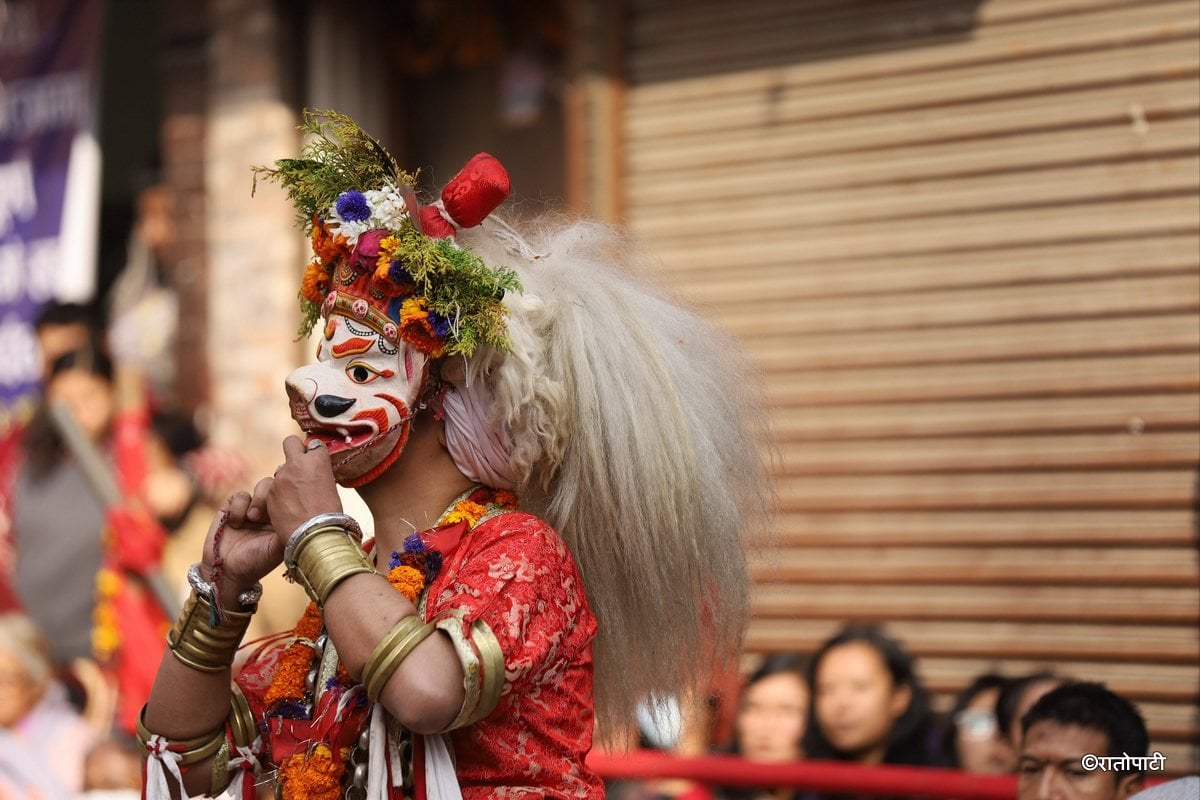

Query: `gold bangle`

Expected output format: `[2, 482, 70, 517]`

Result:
[432, 609, 506, 730]
[211, 737, 230, 794]
[135, 706, 226, 766]
[167, 589, 254, 673]
[362, 616, 437, 703]
[229, 682, 258, 748]
[289, 526, 375, 607]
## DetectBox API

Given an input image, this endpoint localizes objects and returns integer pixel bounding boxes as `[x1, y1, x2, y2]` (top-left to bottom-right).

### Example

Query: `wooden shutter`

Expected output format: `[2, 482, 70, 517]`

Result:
[623, 0, 1199, 770]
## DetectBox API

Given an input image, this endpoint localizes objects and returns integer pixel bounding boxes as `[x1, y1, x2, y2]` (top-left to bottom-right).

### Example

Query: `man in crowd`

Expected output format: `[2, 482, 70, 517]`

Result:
[1017, 682, 1149, 800]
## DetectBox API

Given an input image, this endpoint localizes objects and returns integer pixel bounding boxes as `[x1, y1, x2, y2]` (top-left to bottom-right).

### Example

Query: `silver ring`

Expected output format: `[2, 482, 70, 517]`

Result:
[305, 440, 323, 451]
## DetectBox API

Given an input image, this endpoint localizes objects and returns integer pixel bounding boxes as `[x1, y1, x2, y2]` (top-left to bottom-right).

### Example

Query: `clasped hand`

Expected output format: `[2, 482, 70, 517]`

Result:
[201, 436, 343, 593]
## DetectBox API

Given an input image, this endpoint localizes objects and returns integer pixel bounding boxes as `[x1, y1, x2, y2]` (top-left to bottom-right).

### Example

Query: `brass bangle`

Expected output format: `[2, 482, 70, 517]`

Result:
[135, 706, 226, 766]
[229, 682, 258, 748]
[167, 589, 254, 673]
[362, 616, 437, 703]
[433, 609, 506, 730]
[211, 737, 230, 794]
[288, 526, 375, 607]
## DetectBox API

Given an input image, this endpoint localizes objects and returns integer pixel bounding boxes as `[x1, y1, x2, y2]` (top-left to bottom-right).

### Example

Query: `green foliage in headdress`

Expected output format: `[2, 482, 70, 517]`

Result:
[253, 109, 521, 357]
[253, 109, 414, 232]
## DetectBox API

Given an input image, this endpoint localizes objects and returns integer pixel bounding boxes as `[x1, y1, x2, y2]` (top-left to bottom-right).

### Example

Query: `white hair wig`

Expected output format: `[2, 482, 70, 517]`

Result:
[454, 216, 772, 737]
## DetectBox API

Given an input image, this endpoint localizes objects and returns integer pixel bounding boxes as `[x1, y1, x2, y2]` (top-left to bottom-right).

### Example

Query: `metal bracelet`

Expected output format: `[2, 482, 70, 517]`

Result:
[188, 563, 263, 611]
[283, 512, 363, 568]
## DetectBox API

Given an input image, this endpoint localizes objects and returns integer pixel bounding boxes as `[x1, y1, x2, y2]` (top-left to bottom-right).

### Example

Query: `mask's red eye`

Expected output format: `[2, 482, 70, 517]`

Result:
[347, 361, 382, 384]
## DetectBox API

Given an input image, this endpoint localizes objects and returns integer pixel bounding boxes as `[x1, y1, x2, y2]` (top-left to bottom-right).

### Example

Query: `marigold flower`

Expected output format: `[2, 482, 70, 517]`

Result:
[311, 220, 350, 265]
[278, 743, 346, 800]
[301, 262, 331, 305]
[386, 565, 426, 604]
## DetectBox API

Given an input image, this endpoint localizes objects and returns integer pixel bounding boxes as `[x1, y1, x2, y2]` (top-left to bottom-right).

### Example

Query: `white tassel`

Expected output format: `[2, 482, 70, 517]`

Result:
[143, 735, 186, 800]
[423, 734, 463, 800]
[367, 704, 390, 800]
[227, 737, 265, 800]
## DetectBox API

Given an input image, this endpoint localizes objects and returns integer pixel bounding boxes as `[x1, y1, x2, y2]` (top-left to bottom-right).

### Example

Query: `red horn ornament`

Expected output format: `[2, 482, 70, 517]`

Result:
[419, 152, 511, 238]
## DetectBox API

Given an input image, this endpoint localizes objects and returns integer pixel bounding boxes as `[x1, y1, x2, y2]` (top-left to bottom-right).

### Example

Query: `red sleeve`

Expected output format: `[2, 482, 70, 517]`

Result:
[426, 512, 596, 699]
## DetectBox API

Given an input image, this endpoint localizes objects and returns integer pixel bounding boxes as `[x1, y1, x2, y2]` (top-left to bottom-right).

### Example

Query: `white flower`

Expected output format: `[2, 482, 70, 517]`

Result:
[324, 183, 410, 248]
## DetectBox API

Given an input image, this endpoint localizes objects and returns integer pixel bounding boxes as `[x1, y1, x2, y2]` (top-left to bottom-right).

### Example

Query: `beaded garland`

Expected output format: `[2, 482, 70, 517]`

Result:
[264, 486, 517, 798]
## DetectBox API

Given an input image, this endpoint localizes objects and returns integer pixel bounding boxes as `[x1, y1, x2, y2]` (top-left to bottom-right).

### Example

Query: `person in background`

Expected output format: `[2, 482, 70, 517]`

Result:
[0, 612, 96, 797]
[803, 625, 940, 768]
[944, 672, 1013, 774]
[664, 654, 809, 800]
[0, 303, 107, 613]
[720, 653, 809, 800]
[735, 653, 809, 767]
[12, 343, 170, 734]
[34, 302, 106, 380]
[999, 671, 1068, 767]
[81, 734, 143, 799]
[1017, 682, 1147, 800]
[11, 345, 116, 667]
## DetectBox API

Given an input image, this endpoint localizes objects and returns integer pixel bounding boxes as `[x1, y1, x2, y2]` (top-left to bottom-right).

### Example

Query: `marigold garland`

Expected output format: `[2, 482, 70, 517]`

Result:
[91, 566, 122, 661]
[264, 603, 324, 708]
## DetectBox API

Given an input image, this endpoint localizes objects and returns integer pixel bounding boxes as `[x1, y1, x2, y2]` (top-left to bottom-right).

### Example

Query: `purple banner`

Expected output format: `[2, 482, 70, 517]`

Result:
[0, 0, 103, 426]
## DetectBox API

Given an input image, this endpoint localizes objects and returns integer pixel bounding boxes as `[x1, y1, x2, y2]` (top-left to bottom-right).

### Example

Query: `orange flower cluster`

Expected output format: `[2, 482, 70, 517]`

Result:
[277, 743, 348, 800]
[300, 262, 331, 305]
[442, 499, 487, 527]
[386, 565, 425, 604]
[311, 219, 350, 265]
[264, 603, 323, 708]
[91, 565, 122, 662]
[397, 297, 445, 358]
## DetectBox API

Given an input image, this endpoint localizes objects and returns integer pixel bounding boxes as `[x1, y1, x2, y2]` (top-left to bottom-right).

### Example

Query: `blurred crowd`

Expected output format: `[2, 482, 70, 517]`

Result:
[612, 624, 1170, 800]
[0, 298, 259, 798]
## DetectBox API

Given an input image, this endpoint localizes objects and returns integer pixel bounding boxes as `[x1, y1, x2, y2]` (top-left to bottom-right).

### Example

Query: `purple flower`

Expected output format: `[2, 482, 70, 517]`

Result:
[426, 550, 443, 579]
[403, 533, 425, 553]
[336, 190, 370, 222]
[272, 701, 309, 719]
[389, 551, 403, 569]
[388, 261, 413, 285]
[428, 310, 452, 339]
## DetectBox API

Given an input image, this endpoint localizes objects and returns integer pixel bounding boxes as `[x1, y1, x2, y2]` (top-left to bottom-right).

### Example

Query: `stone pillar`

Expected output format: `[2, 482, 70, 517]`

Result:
[160, 2, 211, 417]
[204, 0, 303, 474]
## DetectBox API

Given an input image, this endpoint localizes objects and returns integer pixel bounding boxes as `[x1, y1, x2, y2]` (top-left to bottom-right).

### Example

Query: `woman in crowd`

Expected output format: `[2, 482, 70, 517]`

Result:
[943, 672, 1013, 773]
[0, 612, 96, 797]
[803, 625, 940, 769]
[11, 345, 116, 668]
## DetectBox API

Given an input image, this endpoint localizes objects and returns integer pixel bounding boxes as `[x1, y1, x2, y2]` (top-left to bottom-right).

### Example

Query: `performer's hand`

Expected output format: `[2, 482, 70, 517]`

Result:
[201, 488, 283, 601]
[266, 436, 343, 548]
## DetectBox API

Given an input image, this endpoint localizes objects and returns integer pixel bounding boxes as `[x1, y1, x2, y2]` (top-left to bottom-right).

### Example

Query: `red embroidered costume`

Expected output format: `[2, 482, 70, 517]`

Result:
[236, 503, 602, 798]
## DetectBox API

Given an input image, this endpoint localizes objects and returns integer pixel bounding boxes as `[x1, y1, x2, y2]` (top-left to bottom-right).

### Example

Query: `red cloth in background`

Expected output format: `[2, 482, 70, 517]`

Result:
[104, 409, 169, 733]
[0, 425, 25, 611]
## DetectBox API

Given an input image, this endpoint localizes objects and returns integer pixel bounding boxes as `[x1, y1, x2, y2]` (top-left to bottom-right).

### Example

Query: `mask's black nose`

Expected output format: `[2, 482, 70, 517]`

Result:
[314, 394, 356, 418]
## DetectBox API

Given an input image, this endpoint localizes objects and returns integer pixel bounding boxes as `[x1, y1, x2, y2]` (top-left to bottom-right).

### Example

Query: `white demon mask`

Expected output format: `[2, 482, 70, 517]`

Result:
[285, 313, 430, 487]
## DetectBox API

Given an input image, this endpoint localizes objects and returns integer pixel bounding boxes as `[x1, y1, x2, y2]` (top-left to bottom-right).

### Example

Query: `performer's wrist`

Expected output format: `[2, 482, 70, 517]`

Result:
[198, 562, 262, 612]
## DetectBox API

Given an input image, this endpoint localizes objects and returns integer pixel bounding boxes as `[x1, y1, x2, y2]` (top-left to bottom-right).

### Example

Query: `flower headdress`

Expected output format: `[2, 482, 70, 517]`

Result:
[253, 109, 521, 357]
